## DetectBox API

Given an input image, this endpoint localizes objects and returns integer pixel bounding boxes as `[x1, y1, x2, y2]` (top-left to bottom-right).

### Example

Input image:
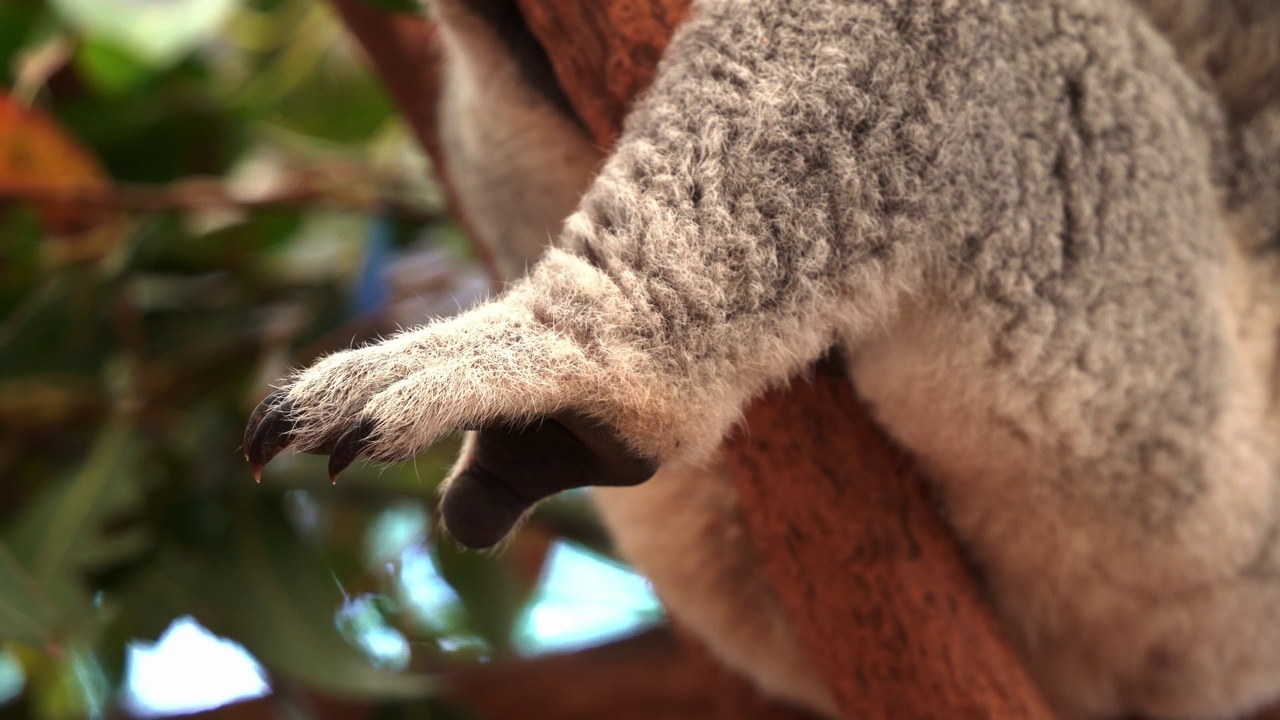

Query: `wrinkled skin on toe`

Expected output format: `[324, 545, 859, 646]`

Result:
[244, 391, 658, 548]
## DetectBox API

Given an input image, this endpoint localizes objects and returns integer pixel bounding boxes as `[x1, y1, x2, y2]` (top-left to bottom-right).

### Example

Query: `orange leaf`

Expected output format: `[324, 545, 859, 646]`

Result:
[0, 88, 118, 243]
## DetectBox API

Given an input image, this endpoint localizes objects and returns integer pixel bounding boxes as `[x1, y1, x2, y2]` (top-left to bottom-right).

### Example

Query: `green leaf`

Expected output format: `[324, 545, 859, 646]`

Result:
[17, 643, 108, 720]
[117, 495, 436, 699]
[51, 0, 240, 66]
[0, 421, 146, 639]
[74, 37, 158, 97]
[431, 540, 529, 655]
[6, 422, 145, 583]
[361, 0, 421, 14]
[0, 543, 57, 647]
[269, 69, 396, 146]
[0, 2, 46, 85]
[226, 498, 434, 696]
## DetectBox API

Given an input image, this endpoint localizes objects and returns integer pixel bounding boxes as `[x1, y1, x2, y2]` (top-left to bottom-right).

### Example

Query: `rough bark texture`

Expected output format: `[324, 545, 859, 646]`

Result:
[725, 361, 1055, 719]
[327, 0, 1060, 718]
[515, 0, 690, 148]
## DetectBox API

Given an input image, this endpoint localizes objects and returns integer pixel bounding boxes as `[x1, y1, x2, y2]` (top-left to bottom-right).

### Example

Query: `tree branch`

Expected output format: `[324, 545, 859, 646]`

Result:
[0, 173, 443, 222]
[514, 0, 690, 149]
[725, 360, 1054, 719]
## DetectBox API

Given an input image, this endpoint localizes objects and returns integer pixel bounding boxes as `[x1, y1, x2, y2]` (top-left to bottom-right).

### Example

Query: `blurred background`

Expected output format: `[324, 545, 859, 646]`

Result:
[0, 0, 664, 716]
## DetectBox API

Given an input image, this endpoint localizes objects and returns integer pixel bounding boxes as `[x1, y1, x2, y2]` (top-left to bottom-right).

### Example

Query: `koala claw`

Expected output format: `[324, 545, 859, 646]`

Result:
[327, 418, 378, 484]
[245, 380, 661, 547]
[245, 390, 297, 483]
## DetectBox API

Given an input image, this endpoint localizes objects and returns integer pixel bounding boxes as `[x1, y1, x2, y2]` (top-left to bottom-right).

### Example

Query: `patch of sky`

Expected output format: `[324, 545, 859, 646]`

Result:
[120, 617, 270, 718]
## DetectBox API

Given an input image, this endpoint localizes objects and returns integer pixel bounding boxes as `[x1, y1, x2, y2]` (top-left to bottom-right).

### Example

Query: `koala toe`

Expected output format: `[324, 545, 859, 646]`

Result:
[440, 463, 534, 549]
[440, 414, 660, 549]
[245, 390, 298, 482]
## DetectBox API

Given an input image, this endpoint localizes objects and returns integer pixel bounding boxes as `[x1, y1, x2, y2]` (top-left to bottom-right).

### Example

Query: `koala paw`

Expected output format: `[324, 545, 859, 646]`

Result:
[243, 302, 659, 548]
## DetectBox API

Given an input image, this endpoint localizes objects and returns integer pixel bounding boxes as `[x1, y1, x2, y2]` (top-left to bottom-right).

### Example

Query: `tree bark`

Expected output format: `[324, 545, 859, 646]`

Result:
[725, 361, 1053, 719]
[514, 0, 690, 148]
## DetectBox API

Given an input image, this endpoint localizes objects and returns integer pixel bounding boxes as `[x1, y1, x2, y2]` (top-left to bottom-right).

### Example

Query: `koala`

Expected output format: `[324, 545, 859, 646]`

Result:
[245, 0, 1280, 717]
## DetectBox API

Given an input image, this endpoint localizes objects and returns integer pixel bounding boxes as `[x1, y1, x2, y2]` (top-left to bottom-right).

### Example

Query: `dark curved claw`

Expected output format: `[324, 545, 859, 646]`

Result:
[327, 418, 377, 484]
[244, 389, 284, 457]
[245, 390, 296, 482]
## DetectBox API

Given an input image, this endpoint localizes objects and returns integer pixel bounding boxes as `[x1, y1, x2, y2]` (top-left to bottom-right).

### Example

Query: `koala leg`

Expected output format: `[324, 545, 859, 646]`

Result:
[249, 0, 1201, 563]
[244, 285, 667, 548]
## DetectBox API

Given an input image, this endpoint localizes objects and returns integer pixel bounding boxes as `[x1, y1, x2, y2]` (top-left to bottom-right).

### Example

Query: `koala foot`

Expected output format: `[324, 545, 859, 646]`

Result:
[243, 299, 660, 548]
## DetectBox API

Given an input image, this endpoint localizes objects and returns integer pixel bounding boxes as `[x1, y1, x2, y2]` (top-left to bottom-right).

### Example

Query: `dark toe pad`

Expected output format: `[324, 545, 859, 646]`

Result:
[440, 414, 659, 549]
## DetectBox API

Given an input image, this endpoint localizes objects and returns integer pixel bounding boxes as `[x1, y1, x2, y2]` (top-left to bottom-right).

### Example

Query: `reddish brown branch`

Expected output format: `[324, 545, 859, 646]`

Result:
[725, 362, 1055, 719]
[515, 0, 691, 149]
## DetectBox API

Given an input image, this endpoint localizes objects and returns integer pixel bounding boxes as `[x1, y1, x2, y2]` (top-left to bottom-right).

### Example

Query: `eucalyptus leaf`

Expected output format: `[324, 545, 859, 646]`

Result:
[361, 0, 421, 14]
[0, 2, 45, 83]
[0, 421, 147, 638]
[5, 423, 145, 578]
[431, 539, 530, 655]
[116, 495, 436, 699]
[51, 0, 240, 66]
[0, 542, 57, 647]
[221, 498, 434, 697]
[74, 38, 159, 96]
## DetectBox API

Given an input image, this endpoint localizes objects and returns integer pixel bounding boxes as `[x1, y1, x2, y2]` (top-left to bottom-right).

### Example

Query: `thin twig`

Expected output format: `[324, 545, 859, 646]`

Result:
[0, 175, 446, 223]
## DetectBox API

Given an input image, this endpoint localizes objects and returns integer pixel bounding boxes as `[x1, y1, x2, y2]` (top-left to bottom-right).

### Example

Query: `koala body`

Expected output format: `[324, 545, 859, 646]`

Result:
[246, 1, 1280, 717]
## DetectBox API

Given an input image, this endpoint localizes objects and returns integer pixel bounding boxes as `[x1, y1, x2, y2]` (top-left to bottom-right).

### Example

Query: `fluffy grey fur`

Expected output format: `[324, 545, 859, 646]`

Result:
[267, 0, 1280, 717]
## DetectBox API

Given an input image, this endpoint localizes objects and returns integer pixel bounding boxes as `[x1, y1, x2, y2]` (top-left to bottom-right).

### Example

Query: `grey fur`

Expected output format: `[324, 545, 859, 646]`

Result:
[268, 0, 1280, 717]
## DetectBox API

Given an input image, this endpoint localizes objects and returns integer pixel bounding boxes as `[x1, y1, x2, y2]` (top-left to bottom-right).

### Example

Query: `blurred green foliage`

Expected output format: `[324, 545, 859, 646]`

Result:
[0, 0, 634, 717]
